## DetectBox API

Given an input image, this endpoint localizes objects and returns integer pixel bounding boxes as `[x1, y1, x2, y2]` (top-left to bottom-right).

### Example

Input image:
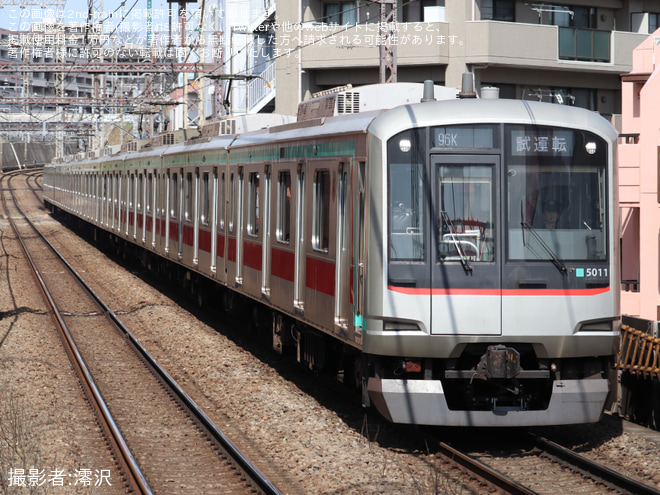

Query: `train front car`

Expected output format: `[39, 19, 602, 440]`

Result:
[364, 97, 619, 427]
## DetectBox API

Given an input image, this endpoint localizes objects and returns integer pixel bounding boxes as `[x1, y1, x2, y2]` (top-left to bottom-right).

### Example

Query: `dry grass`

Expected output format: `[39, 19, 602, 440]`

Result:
[0, 388, 47, 494]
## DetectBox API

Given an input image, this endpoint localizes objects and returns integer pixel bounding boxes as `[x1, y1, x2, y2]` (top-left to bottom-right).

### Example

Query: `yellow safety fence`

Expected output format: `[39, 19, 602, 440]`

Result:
[615, 324, 660, 379]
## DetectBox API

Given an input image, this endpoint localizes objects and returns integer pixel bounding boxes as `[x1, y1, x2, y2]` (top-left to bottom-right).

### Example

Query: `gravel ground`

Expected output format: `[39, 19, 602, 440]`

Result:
[0, 212, 118, 493]
[3, 184, 660, 495]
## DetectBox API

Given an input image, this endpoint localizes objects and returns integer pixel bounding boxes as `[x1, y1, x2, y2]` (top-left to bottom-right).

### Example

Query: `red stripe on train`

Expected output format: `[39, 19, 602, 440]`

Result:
[306, 257, 335, 297]
[216, 235, 225, 258]
[199, 228, 212, 253]
[271, 247, 295, 282]
[228, 237, 236, 262]
[243, 240, 262, 271]
[387, 286, 610, 296]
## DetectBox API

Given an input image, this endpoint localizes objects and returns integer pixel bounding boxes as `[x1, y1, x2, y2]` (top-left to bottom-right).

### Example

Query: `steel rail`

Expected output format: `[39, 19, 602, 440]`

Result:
[435, 441, 538, 495]
[530, 433, 660, 495]
[0, 174, 152, 495]
[11, 171, 283, 495]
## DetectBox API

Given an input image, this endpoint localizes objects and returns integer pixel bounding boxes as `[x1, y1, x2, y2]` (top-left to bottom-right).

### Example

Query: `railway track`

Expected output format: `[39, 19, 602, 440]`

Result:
[1, 170, 283, 494]
[430, 428, 660, 495]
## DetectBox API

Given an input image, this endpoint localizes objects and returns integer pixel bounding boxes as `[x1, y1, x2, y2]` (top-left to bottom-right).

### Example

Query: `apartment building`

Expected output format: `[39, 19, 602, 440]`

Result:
[619, 28, 660, 322]
[275, 1, 653, 117]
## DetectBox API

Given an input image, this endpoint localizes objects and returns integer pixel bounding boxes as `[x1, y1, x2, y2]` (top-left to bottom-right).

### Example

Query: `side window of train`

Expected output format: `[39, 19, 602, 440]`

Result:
[185, 172, 193, 222]
[201, 171, 210, 226]
[312, 169, 330, 253]
[128, 173, 134, 209]
[276, 170, 291, 244]
[146, 173, 153, 214]
[138, 173, 143, 212]
[219, 172, 226, 231]
[247, 172, 260, 237]
[170, 172, 178, 219]
[229, 172, 235, 233]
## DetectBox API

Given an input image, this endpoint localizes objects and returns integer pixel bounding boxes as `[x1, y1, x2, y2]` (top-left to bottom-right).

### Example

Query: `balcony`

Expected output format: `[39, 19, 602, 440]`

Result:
[298, 22, 450, 69]
[247, 59, 276, 113]
[465, 21, 646, 73]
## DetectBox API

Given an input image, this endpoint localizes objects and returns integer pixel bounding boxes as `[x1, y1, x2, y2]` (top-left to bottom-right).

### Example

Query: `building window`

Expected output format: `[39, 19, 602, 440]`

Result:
[482, 0, 514, 22]
[650, 13, 660, 33]
[325, 1, 357, 25]
[537, 5, 596, 28]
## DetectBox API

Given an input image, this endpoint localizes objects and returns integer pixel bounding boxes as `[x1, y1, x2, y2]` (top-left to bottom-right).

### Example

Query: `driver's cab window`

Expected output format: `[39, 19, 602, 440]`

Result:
[388, 129, 426, 262]
[505, 125, 607, 262]
[437, 165, 494, 262]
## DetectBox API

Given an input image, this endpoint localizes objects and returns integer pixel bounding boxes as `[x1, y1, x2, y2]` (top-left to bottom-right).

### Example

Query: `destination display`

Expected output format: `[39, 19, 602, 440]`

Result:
[509, 128, 575, 156]
[431, 124, 498, 149]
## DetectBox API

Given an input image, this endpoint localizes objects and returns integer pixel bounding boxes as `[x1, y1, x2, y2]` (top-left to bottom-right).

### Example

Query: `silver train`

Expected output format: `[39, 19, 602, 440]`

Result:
[43, 80, 620, 427]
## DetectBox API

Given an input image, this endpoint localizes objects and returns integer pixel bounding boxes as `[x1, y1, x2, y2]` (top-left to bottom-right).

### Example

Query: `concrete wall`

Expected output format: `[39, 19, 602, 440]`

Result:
[0, 142, 58, 170]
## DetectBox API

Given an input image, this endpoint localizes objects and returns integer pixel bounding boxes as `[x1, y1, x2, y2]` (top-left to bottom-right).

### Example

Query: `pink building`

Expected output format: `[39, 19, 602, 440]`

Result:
[619, 29, 660, 322]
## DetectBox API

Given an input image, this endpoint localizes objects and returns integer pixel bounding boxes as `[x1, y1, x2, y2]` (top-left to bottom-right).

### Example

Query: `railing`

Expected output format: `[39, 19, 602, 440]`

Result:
[615, 324, 660, 379]
[558, 27, 610, 62]
[246, 59, 275, 113]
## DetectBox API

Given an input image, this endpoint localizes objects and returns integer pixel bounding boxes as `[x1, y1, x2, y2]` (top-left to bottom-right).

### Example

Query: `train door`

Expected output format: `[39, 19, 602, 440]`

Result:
[430, 154, 501, 336]
[335, 163, 351, 333]
[235, 167, 245, 286]
[177, 170, 185, 259]
[148, 170, 156, 248]
[127, 172, 134, 238]
[94, 171, 100, 224]
[192, 169, 200, 266]
[196, 167, 212, 272]
[270, 165, 294, 311]
[166, 169, 181, 260]
[294, 163, 306, 312]
[241, 166, 261, 295]
[156, 171, 166, 252]
[113, 172, 119, 232]
[164, 170, 173, 256]
[120, 172, 126, 235]
[209, 167, 219, 277]
[226, 170, 238, 286]
[137, 171, 145, 243]
[215, 169, 227, 284]
[261, 166, 272, 297]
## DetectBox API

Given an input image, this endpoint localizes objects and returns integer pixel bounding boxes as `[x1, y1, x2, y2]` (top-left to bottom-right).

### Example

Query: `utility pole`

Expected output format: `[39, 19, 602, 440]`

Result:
[370, 0, 397, 83]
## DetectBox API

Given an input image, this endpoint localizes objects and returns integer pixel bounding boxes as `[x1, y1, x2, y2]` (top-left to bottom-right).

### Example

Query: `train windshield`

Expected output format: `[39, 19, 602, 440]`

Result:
[505, 125, 608, 262]
[389, 129, 427, 262]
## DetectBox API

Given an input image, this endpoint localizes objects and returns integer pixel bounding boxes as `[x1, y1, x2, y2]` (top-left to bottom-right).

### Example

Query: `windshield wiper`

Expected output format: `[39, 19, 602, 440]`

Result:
[520, 220, 568, 274]
[440, 211, 473, 273]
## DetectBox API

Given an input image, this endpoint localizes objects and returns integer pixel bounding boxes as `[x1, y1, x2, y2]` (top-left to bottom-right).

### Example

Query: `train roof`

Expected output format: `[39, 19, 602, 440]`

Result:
[229, 110, 385, 149]
[46, 87, 618, 170]
[368, 97, 618, 143]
